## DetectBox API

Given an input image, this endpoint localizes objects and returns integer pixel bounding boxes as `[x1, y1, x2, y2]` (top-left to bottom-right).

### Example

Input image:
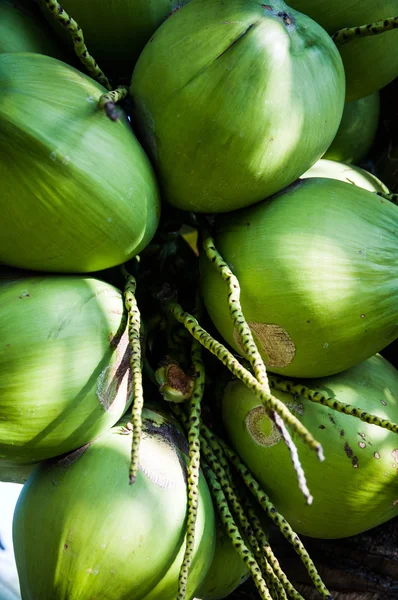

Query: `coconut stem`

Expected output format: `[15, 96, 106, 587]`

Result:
[99, 86, 129, 121]
[242, 497, 305, 600]
[377, 191, 398, 205]
[41, 0, 111, 90]
[121, 267, 143, 484]
[172, 404, 278, 598]
[332, 16, 398, 46]
[202, 232, 312, 505]
[177, 310, 204, 600]
[202, 231, 269, 389]
[168, 302, 324, 461]
[269, 375, 398, 434]
[215, 436, 333, 600]
[204, 465, 274, 600]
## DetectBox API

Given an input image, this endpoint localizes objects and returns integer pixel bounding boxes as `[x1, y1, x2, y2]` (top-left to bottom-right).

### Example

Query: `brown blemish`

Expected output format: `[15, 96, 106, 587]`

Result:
[234, 322, 295, 368]
[340, 429, 345, 437]
[358, 441, 366, 449]
[96, 331, 131, 412]
[352, 456, 359, 468]
[262, 4, 273, 10]
[245, 406, 280, 447]
[164, 363, 193, 396]
[64, 544, 68, 549]
[374, 452, 380, 459]
[319, 425, 326, 430]
[344, 442, 353, 458]
[360, 314, 366, 318]
[393, 499, 398, 506]
[328, 414, 336, 425]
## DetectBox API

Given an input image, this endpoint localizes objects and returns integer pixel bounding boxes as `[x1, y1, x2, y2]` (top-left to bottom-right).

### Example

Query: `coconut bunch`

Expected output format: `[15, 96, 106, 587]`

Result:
[1, 1, 398, 600]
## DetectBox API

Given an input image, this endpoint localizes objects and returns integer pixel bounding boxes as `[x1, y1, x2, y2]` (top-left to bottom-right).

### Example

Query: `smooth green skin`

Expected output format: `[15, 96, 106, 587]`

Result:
[39, 0, 185, 78]
[286, 0, 398, 101]
[323, 93, 380, 164]
[131, 0, 345, 213]
[200, 178, 398, 378]
[0, 275, 132, 466]
[222, 354, 398, 539]
[0, 52, 160, 273]
[0, 0, 60, 56]
[13, 408, 216, 600]
[195, 519, 250, 600]
[0, 463, 34, 484]
[303, 159, 389, 194]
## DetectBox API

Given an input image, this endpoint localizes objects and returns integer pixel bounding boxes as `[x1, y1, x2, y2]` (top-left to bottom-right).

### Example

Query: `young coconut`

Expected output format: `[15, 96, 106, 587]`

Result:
[130, 0, 345, 213]
[286, 0, 398, 101]
[322, 93, 380, 165]
[12, 407, 216, 600]
[0, 0, 60, 56]
[302, 159, 389, 194]
[0, 52, 160, 273]
[221, 354, 398, 539]
[200, 177, 398, 378]
[0, 273, 133, 466]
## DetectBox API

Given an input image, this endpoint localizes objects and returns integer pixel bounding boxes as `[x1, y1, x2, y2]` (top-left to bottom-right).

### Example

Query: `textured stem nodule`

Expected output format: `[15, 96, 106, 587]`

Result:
[332, 15, 398, 45]
[42, 0, 111, 89]
[122, 269, 143, 484]
[99, 86, 129, 121]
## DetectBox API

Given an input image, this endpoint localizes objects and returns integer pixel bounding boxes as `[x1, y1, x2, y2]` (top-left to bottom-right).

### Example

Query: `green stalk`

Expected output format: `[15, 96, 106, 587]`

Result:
[332, 16, 398, 45]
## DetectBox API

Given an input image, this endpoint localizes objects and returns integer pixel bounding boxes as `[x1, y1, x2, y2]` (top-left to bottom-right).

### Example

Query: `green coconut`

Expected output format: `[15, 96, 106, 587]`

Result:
[195, 518, 250, 600]
[13, 407, 216, 600]
[39, 0, 186, 79]
[131, 0, 345, 213]
[286, 0, 398, 101]
[200, 177, 398, 378]
[0, 52, 160, 273]
[221, 354, 398, 539]
[323, 93, 380, 164]
[0, 0, 60, 56]
[0, 274, 133, 466]
[302, 159, 389, 194]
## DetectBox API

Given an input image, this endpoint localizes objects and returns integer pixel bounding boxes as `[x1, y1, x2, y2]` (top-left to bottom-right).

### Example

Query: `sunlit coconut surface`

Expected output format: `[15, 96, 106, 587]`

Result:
[0, 482, 23, 600]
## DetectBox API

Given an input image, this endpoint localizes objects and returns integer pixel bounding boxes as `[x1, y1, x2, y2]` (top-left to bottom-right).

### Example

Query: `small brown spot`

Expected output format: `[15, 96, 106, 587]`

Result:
[352, 456, 359, 468]
[64, 544, 68, 549]
[374, 452, 380, 459]
[87, 568, 93, 574]
[319, 425, 326, 430]
[344, 441, 353, 458]
[381, 399, 387, 406]
[262, 4, 273, 10]
[328, 414, 336, 425]
[393, 499, 398, 506]
[340, 429, 344, 437]
[358, 441, 366, 449]
[360, 314, 366, 318]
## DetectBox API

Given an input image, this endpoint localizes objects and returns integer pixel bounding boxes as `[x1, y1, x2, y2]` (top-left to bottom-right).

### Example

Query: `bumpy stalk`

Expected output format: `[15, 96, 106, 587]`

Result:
[202, 232, 269, 390]
[172, 404, 280, 596]
[168, 302, 324, 461]
[242, 497, 304, 600]
[122, 268, 143, 484]
[332, 16, 398, 45]
[202, 235, 313, 503]
[177, 334, 204, 599]
[41, 0, 111, 89]
[218, 439, 333, 600]
[203, 465, 273, 600]
[269, 375, 398, 434]
[99, 86, 129, 121]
